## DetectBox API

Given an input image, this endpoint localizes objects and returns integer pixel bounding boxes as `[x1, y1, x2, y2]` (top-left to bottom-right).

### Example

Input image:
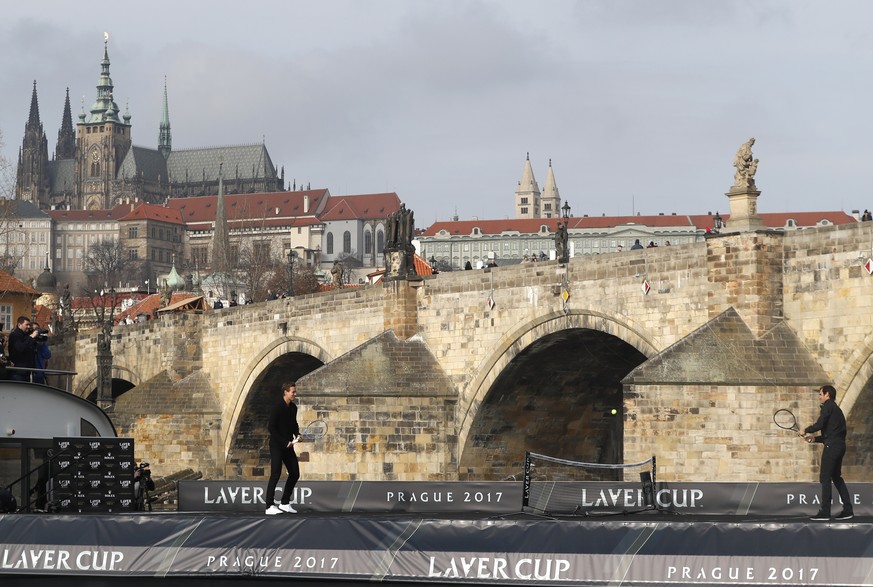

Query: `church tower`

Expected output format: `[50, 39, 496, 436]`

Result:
[76, 34, 132, 210]
[540, 159, 561, 218]
[158, 78, 171, 160]
[15, 82, 50, 208]
[514, 153, 540, 219]
[55, 88, 76, 160]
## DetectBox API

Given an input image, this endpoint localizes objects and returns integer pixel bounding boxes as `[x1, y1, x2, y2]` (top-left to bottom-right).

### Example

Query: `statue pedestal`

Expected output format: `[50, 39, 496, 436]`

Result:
[725, 185, 764, 232]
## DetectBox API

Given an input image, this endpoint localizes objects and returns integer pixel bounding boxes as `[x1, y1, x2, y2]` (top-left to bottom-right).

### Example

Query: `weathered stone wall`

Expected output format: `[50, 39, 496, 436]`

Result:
[782, 222, 873, 411]
[110, 371, 222, 476]
[624, 383, 821, 481]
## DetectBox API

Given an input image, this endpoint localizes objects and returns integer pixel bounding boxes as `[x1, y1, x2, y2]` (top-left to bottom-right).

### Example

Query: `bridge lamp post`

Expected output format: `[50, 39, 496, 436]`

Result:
[288, 249, 297, 297]
[562, 201, 571, 219]
[714, 212, 723, 232]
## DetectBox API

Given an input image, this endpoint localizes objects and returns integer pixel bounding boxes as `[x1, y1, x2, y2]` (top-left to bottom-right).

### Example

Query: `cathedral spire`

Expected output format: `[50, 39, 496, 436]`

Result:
[16, 81, 50, 207]
[27, 81, 41, 128]
[158, 77, 172, 160]
[56, 88, 76, 159]
[210, 162, 230, 276]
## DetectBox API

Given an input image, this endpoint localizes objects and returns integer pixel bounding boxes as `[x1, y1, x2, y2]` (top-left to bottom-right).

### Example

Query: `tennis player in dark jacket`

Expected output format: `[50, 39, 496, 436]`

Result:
[265, 381, 301, 515]
[803, 385, 853, 521]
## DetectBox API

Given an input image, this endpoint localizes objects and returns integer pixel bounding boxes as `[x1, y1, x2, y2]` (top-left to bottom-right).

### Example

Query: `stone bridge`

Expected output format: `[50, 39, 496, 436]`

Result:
[54, 222, 873, 484]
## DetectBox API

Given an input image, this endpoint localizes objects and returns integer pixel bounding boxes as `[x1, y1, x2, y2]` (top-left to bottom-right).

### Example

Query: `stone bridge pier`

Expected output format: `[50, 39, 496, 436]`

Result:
[55, 222, 873, 484]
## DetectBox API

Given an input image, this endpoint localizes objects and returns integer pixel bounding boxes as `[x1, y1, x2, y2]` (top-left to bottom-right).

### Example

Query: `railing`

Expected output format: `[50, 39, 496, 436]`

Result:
[4, 367, 78, 393]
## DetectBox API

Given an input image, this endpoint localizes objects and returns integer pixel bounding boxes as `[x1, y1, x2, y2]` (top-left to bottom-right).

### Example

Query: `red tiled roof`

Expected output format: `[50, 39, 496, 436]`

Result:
[319, 193, 402, 221]
[69, 292, 147, 310]
[117, 203, 184, 224]
[33, 305, 53, 329]
[420, 211, 857, 236]
[46, 206, 131, 222]
[0, 270, 40, 295]
[114, 292, 198, 323]
[413, 253, 434, 276]
[165, 190, 329, 225]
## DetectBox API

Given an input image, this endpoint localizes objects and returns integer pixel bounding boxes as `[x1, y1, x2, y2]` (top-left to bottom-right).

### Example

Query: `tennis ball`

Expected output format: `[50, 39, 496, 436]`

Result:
[610, 408, 618, 415]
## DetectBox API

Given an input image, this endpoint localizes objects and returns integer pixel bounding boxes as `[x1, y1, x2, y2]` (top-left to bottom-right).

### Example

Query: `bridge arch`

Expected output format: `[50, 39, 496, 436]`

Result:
[457, 309, 659, 478]
[223, 336, 332, 473]
[73, 364, 142, 400]
[833, 334, 873, 480]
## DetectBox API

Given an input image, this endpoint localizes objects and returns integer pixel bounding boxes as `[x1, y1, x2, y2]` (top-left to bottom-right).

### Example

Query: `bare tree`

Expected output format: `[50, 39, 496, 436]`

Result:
[266, 261, 321, 297]
[0, 129, 13, 200]
[0, 131, 24, 275]
[236, 238, 277, 302]
[84, 238, 126, 291]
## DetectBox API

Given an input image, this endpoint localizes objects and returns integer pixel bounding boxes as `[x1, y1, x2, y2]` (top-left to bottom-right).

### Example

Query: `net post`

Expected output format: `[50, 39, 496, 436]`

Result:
[522, 451, 531, 508]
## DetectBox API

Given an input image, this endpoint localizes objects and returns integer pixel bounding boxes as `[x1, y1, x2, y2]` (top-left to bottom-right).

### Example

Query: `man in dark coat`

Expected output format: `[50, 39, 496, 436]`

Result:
[265, 382, 301, 515]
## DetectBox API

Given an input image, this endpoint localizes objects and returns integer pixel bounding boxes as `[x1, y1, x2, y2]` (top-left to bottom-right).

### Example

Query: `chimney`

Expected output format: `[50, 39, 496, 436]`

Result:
[303, 195, 310, 214]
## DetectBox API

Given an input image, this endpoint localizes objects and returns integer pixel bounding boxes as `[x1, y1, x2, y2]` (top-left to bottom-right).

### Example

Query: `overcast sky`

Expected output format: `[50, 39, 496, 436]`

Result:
[2, 1, 873, 225]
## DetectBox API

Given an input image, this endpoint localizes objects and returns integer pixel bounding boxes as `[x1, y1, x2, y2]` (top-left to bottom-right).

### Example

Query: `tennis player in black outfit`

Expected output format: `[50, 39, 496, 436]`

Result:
[802, 385, 853, 521]
[265, 381, 301, 515]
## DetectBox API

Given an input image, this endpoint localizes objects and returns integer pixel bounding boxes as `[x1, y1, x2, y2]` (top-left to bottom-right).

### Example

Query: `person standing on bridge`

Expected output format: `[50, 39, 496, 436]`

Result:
[265, 381, 301, 515]
[802, 385, 853, 521]
[8, 316, 40, 382]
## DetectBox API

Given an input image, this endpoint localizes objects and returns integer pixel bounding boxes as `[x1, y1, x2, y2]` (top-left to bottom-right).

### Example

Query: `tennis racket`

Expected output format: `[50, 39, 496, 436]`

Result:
[294, 419, 327, 443]
[773, 409, 799, 432]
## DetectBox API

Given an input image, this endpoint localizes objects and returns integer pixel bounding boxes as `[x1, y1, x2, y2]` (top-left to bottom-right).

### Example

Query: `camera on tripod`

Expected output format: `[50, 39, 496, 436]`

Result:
[134, 462, 155, 489]
[133, 462, 155, 511]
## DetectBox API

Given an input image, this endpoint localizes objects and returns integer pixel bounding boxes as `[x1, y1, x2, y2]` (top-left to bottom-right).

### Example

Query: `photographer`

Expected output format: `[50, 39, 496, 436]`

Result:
[8, 316, 39, 382]
[32, 322, 51, 385]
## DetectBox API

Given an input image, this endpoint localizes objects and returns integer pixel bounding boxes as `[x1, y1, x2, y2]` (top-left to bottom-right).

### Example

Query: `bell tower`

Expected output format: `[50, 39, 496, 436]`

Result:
[76, 33, 132, 210]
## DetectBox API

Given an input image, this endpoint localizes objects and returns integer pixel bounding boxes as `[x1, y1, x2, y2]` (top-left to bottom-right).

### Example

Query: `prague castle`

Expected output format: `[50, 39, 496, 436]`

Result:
[15, 38, 284, 211]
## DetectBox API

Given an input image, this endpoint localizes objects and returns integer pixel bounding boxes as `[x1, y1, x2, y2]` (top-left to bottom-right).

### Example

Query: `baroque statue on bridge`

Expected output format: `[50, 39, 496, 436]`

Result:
[732, 137, 759, 190]
[383, 204, 417, 281]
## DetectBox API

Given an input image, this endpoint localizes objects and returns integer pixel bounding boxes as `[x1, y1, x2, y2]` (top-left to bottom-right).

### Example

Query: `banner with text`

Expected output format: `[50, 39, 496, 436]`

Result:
[2, 514, 873, 585]
[178, 480, 873, 516]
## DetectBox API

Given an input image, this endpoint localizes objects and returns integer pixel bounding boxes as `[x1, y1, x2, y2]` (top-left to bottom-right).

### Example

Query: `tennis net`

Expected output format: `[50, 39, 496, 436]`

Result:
[522, 451, 657, 515]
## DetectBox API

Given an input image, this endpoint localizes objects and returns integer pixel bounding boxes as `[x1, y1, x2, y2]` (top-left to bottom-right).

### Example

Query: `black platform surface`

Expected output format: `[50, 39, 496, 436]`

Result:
[2, 510, 872, 586]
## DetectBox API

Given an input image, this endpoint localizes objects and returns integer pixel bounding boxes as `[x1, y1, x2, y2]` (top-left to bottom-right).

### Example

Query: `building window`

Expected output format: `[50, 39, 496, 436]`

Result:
[521, 197, 528, 204]
[520, 207, 528, 215]
[326, 233, 334, 255]
[192, 247, 208, 267]
[343, 231, 351, 254]
[128, 249, 138, 260]
[364, 231, 372, 254]
[129, 226, 138, 238]
[253, 241, 271, 259]
[376, 230, 384, 254]
[0, 304, 12, 332]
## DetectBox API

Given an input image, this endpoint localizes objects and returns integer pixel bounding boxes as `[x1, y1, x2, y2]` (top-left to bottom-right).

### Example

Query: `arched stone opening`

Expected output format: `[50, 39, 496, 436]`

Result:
[76, 366, 139, 402]
[224, 351, 324, 479]
[459, 328, 647, 481]
[833, 335, 873, 480]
